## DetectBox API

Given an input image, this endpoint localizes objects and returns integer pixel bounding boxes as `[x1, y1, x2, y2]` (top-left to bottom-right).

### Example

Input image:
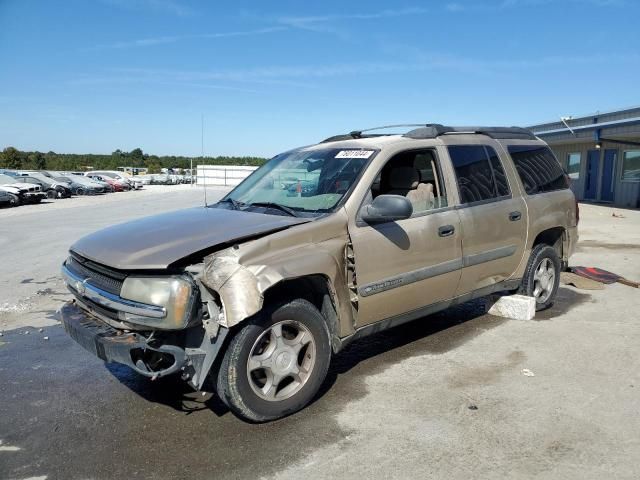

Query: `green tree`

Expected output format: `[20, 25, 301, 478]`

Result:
[129, 148, 144, 166]
[2, 147, 22, 169]
[25, 151, 46, 169]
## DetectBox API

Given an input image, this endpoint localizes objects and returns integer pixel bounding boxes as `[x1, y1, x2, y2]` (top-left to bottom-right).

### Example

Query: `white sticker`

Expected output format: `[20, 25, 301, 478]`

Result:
[335, 150, 374, 159]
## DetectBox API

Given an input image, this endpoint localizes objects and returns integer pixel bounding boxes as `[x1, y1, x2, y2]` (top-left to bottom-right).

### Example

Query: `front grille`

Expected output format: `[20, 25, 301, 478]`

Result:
[67, 253, 126, 296]
[77, 295, 120, 321]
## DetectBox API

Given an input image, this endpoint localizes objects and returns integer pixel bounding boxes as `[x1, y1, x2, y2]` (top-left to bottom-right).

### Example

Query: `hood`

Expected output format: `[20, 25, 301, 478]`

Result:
[0, 184, 27, 193]
[70, 206, 310, 270]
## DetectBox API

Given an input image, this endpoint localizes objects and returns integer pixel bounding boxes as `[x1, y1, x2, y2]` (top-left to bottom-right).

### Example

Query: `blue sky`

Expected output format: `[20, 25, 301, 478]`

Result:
[1, 0, 638, 157]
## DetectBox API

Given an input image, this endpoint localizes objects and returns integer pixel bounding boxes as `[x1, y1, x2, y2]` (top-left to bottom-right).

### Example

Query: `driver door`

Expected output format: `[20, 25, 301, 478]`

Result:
[348, 149, 463, 327]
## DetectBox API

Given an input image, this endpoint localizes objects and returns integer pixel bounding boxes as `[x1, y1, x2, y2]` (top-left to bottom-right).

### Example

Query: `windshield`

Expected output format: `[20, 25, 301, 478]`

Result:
[218, 147, 376, 215]
[0, 174, 18, 184]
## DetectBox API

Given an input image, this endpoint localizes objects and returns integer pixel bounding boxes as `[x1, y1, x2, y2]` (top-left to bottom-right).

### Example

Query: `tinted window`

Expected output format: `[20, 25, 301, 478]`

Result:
[486, 146, 510, 197]
[508, 145, 569, 194]
[448, 145, 510, 204]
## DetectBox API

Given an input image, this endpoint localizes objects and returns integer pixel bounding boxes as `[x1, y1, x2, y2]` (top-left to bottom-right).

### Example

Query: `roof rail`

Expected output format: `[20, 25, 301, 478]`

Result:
[321, 124, 537, 144]
[321, 124, 429, 143]
[404, 125, 537, 140]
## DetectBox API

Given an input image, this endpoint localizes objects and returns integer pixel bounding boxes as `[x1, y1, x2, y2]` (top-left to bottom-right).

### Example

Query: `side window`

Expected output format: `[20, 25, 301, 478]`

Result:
[448, 145, 510, 205]
[507, 145, 569, 194]
[367, 149, 448, 215]
[486, 146, 510, 197]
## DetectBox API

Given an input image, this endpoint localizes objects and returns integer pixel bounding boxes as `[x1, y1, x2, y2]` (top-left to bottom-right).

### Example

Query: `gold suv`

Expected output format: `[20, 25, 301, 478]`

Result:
[60, 124, 578, 422]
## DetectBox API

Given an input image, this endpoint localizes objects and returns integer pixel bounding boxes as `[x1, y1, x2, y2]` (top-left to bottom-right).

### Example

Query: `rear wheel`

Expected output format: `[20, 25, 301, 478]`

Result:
[46, 189, 57, 199]
[216, 298, 331, 422]
[519, 244, 561, 311]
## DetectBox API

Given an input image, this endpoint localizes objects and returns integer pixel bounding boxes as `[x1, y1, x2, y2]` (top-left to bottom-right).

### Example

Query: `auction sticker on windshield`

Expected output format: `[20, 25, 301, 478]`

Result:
[335, 150, 375, 159]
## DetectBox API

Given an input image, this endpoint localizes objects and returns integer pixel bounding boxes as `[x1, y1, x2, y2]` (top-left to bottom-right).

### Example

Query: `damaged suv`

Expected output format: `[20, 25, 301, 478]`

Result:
[60, 125, 577, 422]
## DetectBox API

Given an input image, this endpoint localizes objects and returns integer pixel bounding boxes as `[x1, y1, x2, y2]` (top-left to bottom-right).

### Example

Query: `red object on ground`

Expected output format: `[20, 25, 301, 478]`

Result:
[571, 267, 640, 288]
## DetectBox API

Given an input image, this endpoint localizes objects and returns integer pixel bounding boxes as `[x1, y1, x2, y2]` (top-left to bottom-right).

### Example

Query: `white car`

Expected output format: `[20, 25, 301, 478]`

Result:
[85, 171, 142, 190]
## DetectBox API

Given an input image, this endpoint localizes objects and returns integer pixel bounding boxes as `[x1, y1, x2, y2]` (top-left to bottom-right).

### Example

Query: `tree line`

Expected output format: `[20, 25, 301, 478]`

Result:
[0, 147, 267, 173]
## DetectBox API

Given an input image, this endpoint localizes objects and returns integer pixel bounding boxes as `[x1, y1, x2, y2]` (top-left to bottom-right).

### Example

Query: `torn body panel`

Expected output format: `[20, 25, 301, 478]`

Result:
[198, 209, 356, 337]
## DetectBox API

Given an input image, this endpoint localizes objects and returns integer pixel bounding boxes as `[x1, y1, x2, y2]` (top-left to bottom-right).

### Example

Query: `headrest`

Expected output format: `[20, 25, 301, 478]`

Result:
[389, 167, 419, 189]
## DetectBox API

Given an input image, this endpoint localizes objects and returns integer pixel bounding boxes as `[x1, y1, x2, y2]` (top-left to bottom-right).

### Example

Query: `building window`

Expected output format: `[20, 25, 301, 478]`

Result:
[622, 151, 640, 182]
[567, 153, 581, 179]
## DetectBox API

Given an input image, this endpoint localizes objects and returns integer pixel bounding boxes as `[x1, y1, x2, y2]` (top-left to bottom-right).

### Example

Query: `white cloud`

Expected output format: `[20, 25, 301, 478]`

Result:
[87, 27, 286, 50]
[276, 7, 429, 32]
[101, 0, 195, 17]
[82, 51, 639, 86]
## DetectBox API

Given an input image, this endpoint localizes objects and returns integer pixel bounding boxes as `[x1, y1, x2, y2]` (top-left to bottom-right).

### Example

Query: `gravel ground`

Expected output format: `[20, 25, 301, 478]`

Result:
[0, 194, 639, 480]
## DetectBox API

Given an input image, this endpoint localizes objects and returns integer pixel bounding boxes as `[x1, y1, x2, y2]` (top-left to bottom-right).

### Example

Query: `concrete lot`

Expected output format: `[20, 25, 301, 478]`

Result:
[0, 189, 639, 480]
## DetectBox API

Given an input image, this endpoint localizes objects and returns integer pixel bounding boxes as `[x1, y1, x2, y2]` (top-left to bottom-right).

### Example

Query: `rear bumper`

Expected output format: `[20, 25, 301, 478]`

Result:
[60, 301, 186, 379]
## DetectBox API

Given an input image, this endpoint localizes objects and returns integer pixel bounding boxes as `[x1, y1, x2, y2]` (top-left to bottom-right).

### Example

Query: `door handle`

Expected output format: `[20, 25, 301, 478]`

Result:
[438, 225, 455, 237]
[509, 211, 522, 221]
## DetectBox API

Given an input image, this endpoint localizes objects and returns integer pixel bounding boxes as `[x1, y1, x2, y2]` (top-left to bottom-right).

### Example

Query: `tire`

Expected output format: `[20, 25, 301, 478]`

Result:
[76, 188, 85, 196]
[519, 244, 561, 311]
[8, 193, 20, 207]
[216, 298, 331, 422]
[46, 190, 57, 199]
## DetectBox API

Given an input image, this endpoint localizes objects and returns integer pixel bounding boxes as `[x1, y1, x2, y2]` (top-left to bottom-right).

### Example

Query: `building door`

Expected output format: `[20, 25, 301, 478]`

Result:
[584, 150, 600, 200]
[600, 149, 617, 202]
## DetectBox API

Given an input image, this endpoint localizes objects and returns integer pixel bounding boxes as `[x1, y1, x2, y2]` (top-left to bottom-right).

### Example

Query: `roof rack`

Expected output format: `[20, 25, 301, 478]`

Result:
[321, 124, 537, 143]
[320, 124, 427, 143]
[404, 125, 537, 140]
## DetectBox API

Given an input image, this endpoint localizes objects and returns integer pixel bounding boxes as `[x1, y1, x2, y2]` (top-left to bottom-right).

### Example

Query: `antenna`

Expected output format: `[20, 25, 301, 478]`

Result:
[201, 113, 207, 206]
[560, 115, 577, 136]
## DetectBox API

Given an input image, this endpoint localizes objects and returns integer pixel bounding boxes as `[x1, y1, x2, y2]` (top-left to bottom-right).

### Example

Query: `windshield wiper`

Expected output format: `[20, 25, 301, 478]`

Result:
[246, 202, 299, 217]
[217, 198, 244, 210]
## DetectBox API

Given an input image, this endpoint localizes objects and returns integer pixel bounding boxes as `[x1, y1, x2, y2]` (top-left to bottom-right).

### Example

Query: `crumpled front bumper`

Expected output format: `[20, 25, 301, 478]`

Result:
[60, 300, 228, 389]
[60, 301, 186, 379]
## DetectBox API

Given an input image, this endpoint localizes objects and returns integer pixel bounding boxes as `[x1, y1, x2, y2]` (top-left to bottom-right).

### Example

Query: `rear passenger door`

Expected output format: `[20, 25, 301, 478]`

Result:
[447, 143, 528, 296]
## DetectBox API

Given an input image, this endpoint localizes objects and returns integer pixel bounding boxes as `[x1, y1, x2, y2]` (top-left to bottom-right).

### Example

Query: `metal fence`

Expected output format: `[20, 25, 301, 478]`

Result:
[196, 165, 258, 187]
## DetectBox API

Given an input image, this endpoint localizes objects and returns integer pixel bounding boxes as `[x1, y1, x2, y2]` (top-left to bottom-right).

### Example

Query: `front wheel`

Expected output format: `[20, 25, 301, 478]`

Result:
[8, 193, 20, 206]
[519, 244, 561, 311]
[216, 298, 331, 422]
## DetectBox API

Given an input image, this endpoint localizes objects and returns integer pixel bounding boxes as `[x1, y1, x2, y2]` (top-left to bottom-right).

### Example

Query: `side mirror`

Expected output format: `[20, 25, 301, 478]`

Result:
[360, 194, 413, 224]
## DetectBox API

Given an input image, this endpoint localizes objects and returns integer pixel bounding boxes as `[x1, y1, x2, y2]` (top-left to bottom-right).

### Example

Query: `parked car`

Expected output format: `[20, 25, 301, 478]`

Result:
[65, 173, 114, 193]
[85, 171, 139, 190]
[85, 173, 128, 192]
[0, 173, 47, 204]
[14, 172, 72, 198]
[59, 124, 577, 422]
[0, 189, 19, 207]
[50, 172, 106, 195]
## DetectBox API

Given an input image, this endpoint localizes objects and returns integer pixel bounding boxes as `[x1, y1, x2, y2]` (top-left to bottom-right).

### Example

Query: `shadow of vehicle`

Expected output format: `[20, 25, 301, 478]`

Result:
[107, 298, 497, 418]
[106, 288, 591, 419]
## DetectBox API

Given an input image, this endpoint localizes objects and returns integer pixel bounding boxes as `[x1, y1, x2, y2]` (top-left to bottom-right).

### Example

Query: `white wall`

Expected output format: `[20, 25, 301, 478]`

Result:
[196, 165, 258, 187]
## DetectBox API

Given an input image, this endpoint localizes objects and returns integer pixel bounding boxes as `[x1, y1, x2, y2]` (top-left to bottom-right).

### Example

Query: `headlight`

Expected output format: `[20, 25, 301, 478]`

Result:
[120, 276, 195, 329]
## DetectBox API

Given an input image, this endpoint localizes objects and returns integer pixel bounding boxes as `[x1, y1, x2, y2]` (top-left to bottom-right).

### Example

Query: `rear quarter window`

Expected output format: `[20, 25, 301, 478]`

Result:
[507, 145, 569, 195]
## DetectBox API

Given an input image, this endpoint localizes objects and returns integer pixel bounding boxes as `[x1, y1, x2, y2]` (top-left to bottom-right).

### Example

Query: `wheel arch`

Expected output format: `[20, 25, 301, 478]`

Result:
[531, 226, 568, 269]
[262, 274, 341, 352]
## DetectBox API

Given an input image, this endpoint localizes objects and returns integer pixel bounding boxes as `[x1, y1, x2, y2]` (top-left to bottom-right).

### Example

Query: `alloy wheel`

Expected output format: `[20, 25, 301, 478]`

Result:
[533, 258, 556, 303]
[246, 320, 316, 402]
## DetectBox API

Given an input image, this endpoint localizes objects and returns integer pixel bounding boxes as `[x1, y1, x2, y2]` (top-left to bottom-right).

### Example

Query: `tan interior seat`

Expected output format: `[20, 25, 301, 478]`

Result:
[407, 182, 435, 212]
